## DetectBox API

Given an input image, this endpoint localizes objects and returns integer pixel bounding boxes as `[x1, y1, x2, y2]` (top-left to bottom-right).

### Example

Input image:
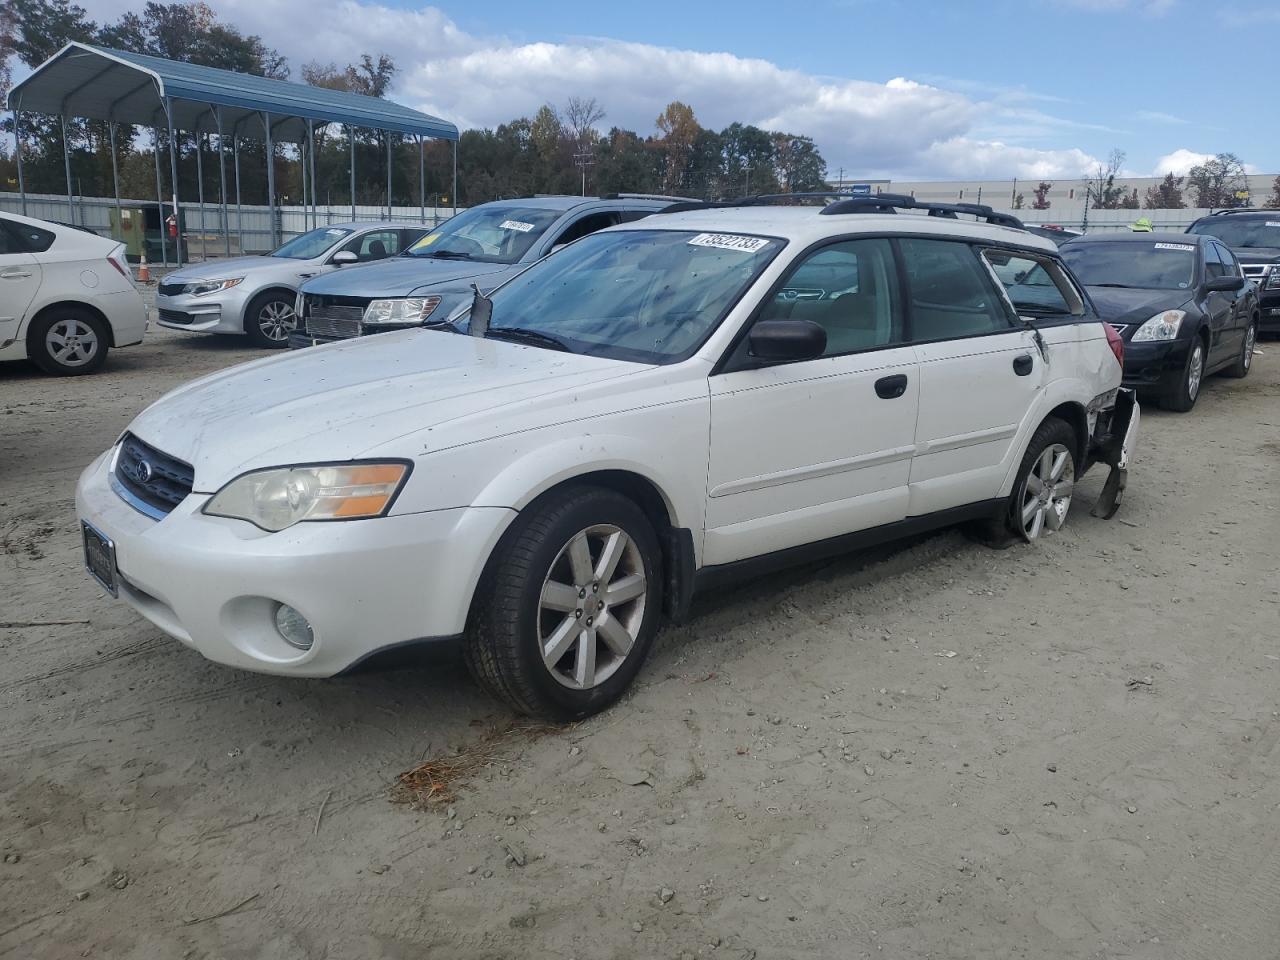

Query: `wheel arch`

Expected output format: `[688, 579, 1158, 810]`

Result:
[242, 285, 298, 331]
[25, 300, 115, 348]
[1044, 400, 1089, 477]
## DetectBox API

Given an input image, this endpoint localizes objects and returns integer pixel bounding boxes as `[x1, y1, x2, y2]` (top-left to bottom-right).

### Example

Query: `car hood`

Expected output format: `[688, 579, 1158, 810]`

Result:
[301, 257, 515, 298]
[164, 255, 278, 283]
[1227, 245, 1280, 264]
[1085, 287, 1193, 330]
[126, 330, 645, 489]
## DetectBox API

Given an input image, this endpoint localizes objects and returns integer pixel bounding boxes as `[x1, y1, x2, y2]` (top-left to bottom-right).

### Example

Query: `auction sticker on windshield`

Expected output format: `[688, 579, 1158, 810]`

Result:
[500, 220, 536, 233]
[1153, 243, 1195, 252]
[688, 233, 770, 253]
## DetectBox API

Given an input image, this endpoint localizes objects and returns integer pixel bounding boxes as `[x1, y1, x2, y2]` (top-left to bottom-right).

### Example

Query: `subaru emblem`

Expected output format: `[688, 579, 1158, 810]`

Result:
[134, 458, 154, 484]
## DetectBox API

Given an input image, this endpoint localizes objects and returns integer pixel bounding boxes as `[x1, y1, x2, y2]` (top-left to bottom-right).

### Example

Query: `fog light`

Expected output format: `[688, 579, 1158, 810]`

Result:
[274, 603, 314, 650]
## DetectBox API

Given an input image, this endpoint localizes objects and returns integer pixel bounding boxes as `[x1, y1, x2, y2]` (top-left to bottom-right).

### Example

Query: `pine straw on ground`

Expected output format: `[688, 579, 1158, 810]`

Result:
[392, 718, 566, 808]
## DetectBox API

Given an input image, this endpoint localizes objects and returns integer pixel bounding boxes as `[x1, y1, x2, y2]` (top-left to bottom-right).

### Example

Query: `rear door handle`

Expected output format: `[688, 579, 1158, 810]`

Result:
[1013, 354, 1034, 376]
[875, 374, 908, 399]
[0, 269, 33, 280]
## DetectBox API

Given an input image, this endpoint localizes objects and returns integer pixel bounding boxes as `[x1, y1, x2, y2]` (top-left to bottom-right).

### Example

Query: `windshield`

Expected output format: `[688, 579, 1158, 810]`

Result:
[404, 205, 563, 264]
[270, 227, 352, 259]
[1061, 241, 1197, 290]
[1188, 218, 1280, 250]
[468, 229, 784, 364]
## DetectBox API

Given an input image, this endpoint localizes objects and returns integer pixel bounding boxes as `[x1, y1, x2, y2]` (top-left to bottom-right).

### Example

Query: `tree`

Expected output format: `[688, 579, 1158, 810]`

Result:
[0, 2, 18, 104]
[773, 134, 826, 193]
[8, 0, 96, 67]
[1120, 188, 1140, 209]
[1031, 181, 1052, 210]
[1012, 192, 1024, 210]
[655, 101, 699, 194]
[1265, 176, 1280, 210]
[1187, 153, 1248, 208]
[563, 97, 605, 144]
[1144, 173, 1185, 209]
[1087, 148, 1130, 209]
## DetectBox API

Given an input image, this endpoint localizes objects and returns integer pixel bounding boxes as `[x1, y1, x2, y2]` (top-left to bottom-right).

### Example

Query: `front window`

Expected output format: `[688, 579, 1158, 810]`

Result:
[271, 227, 353, 260]
[405, 205, 565, 264]
[470, 229, 784, 364]
[1188, 218, 1280, 250]
[1061, 241, 1196, 291]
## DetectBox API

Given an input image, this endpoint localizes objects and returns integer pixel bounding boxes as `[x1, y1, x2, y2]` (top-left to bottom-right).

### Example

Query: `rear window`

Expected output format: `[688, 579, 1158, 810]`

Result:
[1, 218, 55, 253]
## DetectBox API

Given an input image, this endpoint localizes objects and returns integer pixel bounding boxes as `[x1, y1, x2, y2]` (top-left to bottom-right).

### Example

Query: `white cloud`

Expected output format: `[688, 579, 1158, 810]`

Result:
[1153, 148, 1215, 175]
[1136, 109, 1190, 125]
[74, 0, 1110, 179]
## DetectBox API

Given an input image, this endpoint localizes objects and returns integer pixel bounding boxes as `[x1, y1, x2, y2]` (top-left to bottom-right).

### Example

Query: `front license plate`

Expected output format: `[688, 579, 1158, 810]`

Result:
[81, 521, 118, 596]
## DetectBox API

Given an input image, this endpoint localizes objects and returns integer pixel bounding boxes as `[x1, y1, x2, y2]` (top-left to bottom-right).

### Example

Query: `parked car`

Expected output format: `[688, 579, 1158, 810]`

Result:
[155, 222, 430, 347]
[291, 195, 681, 347]
[1023, 224, 1083, 246]
[0, 212, 145, 375]
[1060, 232, 1257, 412]
[1186, 209, 1280, 335]
[77, 198, 1138, 719]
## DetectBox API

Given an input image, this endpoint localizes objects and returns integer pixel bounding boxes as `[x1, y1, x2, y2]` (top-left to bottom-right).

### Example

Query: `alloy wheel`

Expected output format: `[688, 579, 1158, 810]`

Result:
[1020, 443, 1074, 540]
[45, 317, 99, 367]
[1244, 325, 1256, 371]
[538, 523, 648, 690]
[1187, 344, 1204, 400]
[258, 301, 297, 341]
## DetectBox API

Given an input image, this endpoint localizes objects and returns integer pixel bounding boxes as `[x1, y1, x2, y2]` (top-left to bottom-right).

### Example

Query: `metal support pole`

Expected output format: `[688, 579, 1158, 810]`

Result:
[108, 121, 122, 223]
[308, 123, 317, 231]
[196, 130, 206, 262]
[263, 111, 277, 248]
[164, 98, 182, 267]
[452, 139, 458, 217]
[14, 107, 28, 216]
[153, 126, 168, 268]
[61, 113, 75, 223]
[300, 135, 308, 231]
[214, 108, 229, 257]
[386, 132, 392, 220]
[349, 125, 356, 221]
[233, 124, 243, 253]
[418, 135, 425, 223]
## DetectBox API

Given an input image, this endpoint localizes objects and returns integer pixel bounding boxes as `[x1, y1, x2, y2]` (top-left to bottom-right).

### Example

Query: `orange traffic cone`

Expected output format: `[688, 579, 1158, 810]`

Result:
[136, 253, 151, 284]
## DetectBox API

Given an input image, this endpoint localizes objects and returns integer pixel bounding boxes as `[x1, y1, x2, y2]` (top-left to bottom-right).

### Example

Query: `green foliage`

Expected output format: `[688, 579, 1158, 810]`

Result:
[1031, 181, 1052, 210]
[1186, 153, 1248, 209]
[1143, 173, 1185, 209]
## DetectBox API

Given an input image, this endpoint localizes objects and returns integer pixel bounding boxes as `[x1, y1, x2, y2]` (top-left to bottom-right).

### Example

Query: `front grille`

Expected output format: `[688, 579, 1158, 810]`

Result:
[158, 281, 187, 296]
[158, 308, 193, 325]
[1242, 264, 1268, 278]
[113, 433, 194, 517]
[303, 294, 369, 341]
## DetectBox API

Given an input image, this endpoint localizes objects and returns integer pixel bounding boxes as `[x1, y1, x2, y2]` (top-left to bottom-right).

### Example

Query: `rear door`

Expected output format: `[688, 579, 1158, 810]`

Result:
[0, 218, 44, 344]
[1211, 241, 1248, 360]
[900, 237, 1046, 515]
[705, 237, 920, 565]
[1202, 241, 1238, 363]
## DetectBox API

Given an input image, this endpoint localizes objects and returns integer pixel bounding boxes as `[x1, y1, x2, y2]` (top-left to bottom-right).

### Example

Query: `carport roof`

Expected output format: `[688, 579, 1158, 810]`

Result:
[6, 43, 459, 143]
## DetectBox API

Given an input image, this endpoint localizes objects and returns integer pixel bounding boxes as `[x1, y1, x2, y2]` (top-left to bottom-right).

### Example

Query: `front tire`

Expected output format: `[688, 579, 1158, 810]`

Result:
[465, 486, 664, 720]
[1162, 338, 1204, 412]
[244, 291, 297, 348]
[1223, 319, 1257, 379]
[29, 308, 109, 376]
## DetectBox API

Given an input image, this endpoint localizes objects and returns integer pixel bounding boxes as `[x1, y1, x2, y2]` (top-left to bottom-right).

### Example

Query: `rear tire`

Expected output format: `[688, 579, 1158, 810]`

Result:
[465, 486, 664, 720]
[243, 290, 297, 348]
[975, 417, 1077, 547]
[1223, 319, 1257, 379]
[1161, 338, 1204, 412]
[29, 308, 109, 376]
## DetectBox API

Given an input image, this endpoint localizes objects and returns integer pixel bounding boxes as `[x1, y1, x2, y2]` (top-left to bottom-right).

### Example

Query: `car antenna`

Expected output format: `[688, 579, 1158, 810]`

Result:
[469, 283, 492, 338]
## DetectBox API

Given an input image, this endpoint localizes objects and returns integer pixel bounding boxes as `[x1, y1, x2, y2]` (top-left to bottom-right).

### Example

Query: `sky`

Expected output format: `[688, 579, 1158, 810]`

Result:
[53, 0, 1280, 180]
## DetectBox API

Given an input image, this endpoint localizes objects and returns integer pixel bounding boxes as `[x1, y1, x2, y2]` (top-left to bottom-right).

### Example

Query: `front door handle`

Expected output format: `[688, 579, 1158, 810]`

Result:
[875, 373, 908, 399]
[297, 272, 316, 279]
[1013, 353, 1034, 376]
[0, 269, 33, 280]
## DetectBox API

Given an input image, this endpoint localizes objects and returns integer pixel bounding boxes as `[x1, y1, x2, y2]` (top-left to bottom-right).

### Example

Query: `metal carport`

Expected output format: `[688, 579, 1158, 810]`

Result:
[6, 42, 459, 266]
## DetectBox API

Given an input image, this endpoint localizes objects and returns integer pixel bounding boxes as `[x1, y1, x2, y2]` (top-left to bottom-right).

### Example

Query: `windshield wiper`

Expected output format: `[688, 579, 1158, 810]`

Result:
[1090, 282, 1132, 288]
[423, 250, 474, 260]
[485, 326, 570, 352]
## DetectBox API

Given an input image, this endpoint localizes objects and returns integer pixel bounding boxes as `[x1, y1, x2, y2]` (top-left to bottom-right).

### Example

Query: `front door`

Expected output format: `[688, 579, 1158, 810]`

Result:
[0, 219, 42, 345]
[705, 237, 920, 566]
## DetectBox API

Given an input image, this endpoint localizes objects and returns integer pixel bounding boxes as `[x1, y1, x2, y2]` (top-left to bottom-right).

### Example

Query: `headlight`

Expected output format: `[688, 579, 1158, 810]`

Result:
[1130, 309, 1185, 342]
[203, 462, 411, 532]
[187, 278, 243, 297]
[363, 297, 442, 325]
[1266, 269, 1280, 290]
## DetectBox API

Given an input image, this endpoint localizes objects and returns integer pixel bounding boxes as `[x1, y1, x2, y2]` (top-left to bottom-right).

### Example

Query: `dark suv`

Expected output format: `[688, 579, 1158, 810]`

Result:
[1187, 210, 1280, 333]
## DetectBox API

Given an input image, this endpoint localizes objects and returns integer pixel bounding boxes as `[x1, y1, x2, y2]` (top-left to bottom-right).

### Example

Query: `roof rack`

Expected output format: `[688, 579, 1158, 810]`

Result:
[658, 192, 856, 214]
[599, 192, 700, 203]
[821, 195, 1024, 228]
[1210, 207, 1264, 216]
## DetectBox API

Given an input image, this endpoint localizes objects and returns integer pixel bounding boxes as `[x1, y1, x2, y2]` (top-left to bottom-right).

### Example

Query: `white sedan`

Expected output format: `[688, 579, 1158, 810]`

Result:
[0, 213, 146, 375]
[76, 200, 1138, 718]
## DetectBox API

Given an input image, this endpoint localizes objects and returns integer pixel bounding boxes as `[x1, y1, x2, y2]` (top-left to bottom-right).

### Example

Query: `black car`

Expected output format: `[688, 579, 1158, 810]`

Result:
[1023, 224, 1083, 247]
[1060, 232, 1258, 412]
[1187, 209, 1280, 334]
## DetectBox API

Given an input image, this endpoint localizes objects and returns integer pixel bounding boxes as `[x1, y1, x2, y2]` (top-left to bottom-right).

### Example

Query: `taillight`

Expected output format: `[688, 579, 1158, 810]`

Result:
[1103, 322, 1124, 367]
[107, 254, 130, 280]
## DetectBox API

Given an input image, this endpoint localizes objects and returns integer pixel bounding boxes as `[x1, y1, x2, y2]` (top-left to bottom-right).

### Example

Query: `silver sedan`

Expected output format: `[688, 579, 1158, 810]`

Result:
[154, 222, 430, 347]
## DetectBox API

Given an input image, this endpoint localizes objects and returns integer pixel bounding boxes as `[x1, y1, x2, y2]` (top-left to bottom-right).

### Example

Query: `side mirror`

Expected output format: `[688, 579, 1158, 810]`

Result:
[747, 319, 827, 363]
[332, 250, 358, 266]
[1205, 275, 1245, 292]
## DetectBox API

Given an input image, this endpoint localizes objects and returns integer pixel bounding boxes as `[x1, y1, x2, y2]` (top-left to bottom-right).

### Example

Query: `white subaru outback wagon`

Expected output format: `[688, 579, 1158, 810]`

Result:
[76, 196, 1138, 718]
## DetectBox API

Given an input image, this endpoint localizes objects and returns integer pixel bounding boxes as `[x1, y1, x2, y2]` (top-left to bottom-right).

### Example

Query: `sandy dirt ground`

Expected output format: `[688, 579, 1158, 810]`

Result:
[3, 306, 1280, 960]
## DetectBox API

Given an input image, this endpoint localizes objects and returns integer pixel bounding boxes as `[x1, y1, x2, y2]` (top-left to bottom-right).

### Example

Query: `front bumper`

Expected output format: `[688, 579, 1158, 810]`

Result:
[75, 449, 515, 676]
[1258, 289, 1280, 331]
[1120, 338, 1189, 394]
[155, 289, 250, 335]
